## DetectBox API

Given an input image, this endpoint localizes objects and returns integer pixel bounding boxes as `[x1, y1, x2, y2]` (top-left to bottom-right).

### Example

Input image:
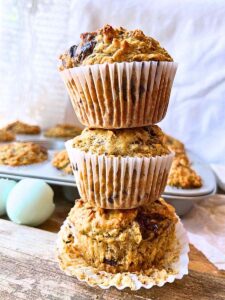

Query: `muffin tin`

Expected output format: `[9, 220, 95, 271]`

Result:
[0, 138, 216, 215]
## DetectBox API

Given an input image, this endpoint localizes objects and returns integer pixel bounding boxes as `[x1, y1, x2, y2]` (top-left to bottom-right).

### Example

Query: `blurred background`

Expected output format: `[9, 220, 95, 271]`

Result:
[0, 0, 225, 163]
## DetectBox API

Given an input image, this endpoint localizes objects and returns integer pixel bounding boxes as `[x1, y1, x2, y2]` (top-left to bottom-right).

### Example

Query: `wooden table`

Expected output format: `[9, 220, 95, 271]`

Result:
[0, 190, 225, 300]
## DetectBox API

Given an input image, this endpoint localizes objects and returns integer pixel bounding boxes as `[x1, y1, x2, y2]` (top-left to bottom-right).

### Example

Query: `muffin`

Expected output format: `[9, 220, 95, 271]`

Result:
[66, 126, 174, 209]
[0, 142, 48, 166]
[52, 150, 72, 174]
[168, 157, 202, 188]
[59, 24, 177, 128]
[44, 124, 81, 138]
[59, 198, 178, 274]
[4, 120, 41, 134]
[0, 129, 15, 142]
[164, 134, 202, 189]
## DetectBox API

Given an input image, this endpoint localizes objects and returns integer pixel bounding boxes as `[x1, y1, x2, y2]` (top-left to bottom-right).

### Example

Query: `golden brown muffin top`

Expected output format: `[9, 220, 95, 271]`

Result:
[0, 142, 48, 166]
[68, 198, 177, 238]
[0, 129, 15, 142]
[72, 126, 170, 157]
[44, 124, 82, 138]
[59, 24, 173, 69]
[4, 120, 40, 134]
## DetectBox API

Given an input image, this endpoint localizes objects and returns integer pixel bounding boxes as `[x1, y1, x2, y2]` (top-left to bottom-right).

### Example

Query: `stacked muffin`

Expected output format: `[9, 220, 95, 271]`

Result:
[57, 25, 188, 289]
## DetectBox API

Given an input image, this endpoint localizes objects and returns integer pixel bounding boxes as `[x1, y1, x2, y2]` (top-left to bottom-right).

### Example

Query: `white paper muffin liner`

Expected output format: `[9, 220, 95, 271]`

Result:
[60, 61, 177, 128]
[56, 217, 189, 291]
[66, 139, 174, 209]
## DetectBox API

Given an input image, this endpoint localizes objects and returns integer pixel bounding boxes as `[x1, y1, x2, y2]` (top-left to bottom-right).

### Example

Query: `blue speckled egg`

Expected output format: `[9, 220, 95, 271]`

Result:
[0, 179, 17, 216]
[7, 178, 55, 226]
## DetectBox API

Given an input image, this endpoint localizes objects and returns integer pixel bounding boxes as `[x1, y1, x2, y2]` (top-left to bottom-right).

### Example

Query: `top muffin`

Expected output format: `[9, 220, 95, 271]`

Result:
[72, 125, 170, 157]
[59, 24, 173, 70]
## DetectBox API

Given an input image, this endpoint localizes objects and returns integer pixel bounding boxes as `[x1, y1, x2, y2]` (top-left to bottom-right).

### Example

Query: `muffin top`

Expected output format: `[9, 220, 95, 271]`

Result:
[59, 24, 173, 70]
[72, 126, 170, 157]
[68, 198, 177, 240]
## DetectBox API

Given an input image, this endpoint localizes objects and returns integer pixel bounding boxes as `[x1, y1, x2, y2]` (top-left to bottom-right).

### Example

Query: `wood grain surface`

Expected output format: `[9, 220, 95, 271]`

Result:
[0, 188, 225, 300]
[0, 218, 225, 300]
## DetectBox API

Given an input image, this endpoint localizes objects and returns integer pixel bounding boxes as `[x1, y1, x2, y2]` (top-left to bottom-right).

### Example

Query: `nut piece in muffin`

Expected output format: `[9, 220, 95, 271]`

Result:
[0, 129, 15, 142]
[44, 124, 82, 138]
[59, 24, 173, 69]
[164, 134, 202, 189]
[73, 125, 170, 157]
[4, 120, 41, 134]
[65, 198, 178, 274]
[0, 142, 48, 166]
[52, 150, 72, 174]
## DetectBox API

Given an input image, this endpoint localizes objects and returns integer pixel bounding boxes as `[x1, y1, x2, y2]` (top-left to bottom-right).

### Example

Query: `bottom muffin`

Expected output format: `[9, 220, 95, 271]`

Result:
[59, 198, 178, 274]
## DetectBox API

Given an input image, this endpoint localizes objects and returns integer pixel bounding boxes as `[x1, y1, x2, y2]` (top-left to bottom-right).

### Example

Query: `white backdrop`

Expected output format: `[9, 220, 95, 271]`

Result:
[0, 0, 225, 164]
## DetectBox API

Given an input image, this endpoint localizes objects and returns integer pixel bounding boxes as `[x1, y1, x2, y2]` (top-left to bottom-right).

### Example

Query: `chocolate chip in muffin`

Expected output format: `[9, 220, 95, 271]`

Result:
[103, 258, 117, 266]
[107, 196, 114, 204]
[136, 212, 166, 240]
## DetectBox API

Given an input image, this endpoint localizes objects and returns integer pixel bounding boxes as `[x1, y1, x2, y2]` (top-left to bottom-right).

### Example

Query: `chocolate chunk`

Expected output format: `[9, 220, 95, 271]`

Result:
[103, 258, 117, 266]
[136, 212, 165, 239]
[69, 45, 78, 58]
[107, 196, 114, 204]
[78, 40, 97, 63]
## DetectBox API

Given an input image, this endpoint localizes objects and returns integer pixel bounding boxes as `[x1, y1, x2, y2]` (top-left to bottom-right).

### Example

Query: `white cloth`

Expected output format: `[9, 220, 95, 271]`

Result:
[1, 0, 225, 162]
[182, 194, 225, 270]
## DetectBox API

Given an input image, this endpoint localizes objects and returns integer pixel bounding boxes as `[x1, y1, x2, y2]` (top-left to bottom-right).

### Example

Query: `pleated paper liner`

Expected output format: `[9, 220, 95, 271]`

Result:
[66, 139, 174, 209]
[56, 217, 189, 291]
[60, 61, 177, 129]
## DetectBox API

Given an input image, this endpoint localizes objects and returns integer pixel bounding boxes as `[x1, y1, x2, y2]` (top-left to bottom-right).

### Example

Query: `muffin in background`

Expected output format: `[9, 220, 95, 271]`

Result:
[44, 124, 82, 138]
[164, 134, 202, 189]
[0, 142, 48, 166]
[60, 24, 177, 129]
[0, 129, 15, 142]
[4, 120, 41, 134]
[52, 150, 72, 175]
[66, 126, 174, 209]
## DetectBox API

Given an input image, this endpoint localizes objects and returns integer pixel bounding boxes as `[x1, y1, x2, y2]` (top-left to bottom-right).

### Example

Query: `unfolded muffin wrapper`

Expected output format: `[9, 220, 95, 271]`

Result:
[56, 217, 189, 290]
[60, 61, 177, 128]
[66, 139, 174, 209]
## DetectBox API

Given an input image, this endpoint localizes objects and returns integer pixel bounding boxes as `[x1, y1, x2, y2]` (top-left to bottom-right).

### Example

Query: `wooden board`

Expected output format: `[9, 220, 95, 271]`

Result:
[0, 219, 225, 300]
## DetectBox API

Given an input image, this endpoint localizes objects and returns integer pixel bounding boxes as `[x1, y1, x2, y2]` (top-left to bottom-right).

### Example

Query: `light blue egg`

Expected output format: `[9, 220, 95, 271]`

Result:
[7, 178, 55, 226]
[0, 179, 17, 216]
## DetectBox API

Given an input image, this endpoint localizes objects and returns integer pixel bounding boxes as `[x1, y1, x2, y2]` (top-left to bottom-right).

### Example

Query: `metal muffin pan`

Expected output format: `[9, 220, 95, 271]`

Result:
[0, 139, 217, 216]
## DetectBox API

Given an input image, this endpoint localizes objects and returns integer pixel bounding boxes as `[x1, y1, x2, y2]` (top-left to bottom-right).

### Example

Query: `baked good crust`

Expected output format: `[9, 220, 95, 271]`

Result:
[66, 198, 177, 273]
[4, 121, 40, 134]
[52, 150, 72, 174]
[164, 134, 202, 189]
[73, 126, 170, 157]
[59, 24, 173, 69]
[0, 129, 15, 142]
[0, 142, 48, 166]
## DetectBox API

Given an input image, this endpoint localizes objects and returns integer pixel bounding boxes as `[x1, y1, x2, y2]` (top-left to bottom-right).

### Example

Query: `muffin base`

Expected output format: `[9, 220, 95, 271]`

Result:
[60, 61, 177, 128]
[56, 218, 189, 290]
